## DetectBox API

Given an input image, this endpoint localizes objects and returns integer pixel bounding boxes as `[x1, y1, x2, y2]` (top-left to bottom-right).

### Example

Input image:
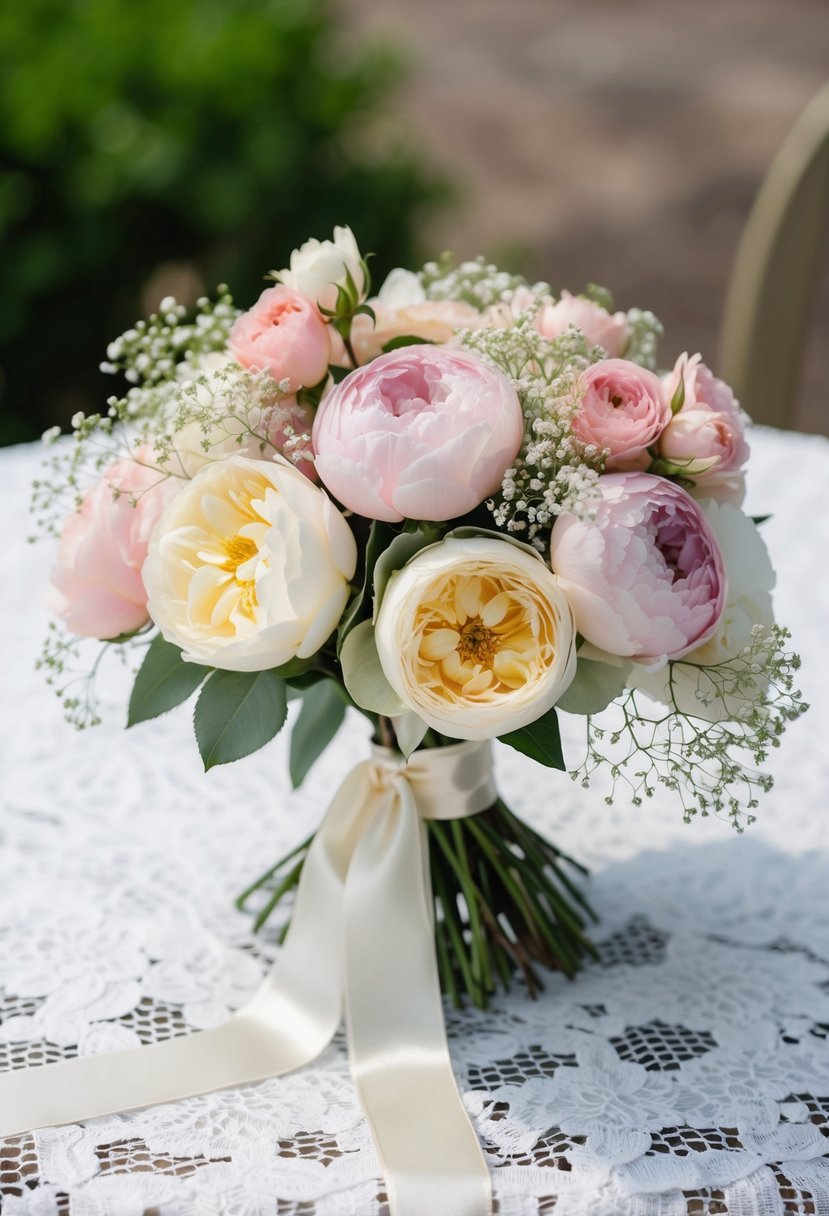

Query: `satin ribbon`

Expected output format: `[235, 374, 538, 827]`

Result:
[0, 740, 496, 1216]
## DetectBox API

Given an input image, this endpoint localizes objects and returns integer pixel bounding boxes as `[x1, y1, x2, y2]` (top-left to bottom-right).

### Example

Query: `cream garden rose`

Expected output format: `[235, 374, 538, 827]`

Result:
[142, 455, 357, 671]
[275, 225, 365, 312]
[374, 536, 577, 740]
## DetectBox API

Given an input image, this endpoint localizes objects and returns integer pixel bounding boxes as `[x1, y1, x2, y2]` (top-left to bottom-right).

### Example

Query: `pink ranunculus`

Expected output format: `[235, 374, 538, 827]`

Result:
[49, 456, 182, 639]
[228, 285, 331, 391]
[312, 345, 524, 522]
[572, 359, 671, 471]
[536, 290, 630, 356]
[550, 473, 726, 665]
[659, 353, 750, 503]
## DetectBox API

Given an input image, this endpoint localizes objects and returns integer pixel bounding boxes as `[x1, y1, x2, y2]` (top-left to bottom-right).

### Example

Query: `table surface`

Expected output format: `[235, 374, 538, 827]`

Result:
[1, 428, 828, 1216]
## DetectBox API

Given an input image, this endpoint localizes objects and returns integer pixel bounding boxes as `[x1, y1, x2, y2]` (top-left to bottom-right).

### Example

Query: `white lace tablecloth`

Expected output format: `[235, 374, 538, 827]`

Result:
[1, 428, 828, 1216]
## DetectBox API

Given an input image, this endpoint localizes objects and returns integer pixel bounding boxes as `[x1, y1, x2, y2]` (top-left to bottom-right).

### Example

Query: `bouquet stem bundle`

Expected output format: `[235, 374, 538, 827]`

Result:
[238, 792, 597, 1009]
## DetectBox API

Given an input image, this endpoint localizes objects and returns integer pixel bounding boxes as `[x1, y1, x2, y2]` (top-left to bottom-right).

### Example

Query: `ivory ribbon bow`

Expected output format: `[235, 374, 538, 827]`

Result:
[0, 740, 496, 1216]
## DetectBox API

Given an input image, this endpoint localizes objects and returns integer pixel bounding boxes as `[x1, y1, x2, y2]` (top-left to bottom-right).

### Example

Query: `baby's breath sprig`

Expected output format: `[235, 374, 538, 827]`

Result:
[100, 288, 239, 386]
[36, 623, 148, 730]
[572, 625, 807, 828]
[461, 319, 603, 547]
[420, 255, 544, 311]
[622, 307, 664, 370]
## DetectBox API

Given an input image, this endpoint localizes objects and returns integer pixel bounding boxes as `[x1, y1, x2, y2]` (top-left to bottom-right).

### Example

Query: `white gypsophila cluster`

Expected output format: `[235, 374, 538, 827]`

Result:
[622, 307, 664, 370]
[30, 288, 312, 541]
[573, 624, 807, 829]
[461, 317, 603, 548]
[100, 288, 239, 384]
[420, 254, 547, 311]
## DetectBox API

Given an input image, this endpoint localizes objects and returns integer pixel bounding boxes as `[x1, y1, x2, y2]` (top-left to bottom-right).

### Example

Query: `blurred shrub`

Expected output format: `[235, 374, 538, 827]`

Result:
[0, 0, 446, 445]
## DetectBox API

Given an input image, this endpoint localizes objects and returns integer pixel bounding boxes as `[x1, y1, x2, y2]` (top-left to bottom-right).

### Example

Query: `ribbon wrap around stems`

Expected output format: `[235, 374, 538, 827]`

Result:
[0, 739, 497, 1216]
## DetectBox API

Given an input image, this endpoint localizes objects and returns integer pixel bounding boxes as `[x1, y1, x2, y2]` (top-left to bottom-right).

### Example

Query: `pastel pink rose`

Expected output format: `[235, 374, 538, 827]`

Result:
[228, 285, 330, 391]
[572, 359, 671, 470]
[659, 353, 750, 503]
[537, 290, 630, 356]
[312, 345, 524, 522]
[350, 267, 481, 364]
[49, 457, 181, 639]
[351, 299, 481, 364]
[550, 472, 726, 664]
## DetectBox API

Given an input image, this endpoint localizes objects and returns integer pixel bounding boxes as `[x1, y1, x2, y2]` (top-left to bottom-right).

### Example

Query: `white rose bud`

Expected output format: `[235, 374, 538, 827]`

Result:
[277, 225, 365, 313]
[375, 536, 577, 741]
[143, 455, 356, 671]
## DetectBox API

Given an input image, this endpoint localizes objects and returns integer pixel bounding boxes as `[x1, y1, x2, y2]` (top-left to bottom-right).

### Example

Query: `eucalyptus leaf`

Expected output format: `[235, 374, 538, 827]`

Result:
[391, 711, 429, 758]
[499, 704, 566, 771]
[337, 519, 397, 653]
[557, 658, 631, 716]
[340, 619, 407, 716]
[371, 528, 432, 620]
[127, 635, 209, 727]
[194, 669, 287, 770]
[289, 680, 347, 788]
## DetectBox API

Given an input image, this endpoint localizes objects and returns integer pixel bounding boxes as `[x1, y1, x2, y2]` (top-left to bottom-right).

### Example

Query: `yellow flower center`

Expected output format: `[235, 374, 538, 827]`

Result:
[221, 534, 259, 574]
[413, 571, 557, 703]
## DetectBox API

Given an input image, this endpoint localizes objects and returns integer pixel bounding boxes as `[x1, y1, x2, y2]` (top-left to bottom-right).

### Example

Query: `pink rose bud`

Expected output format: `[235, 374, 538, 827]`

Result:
[659, 353, 750, 503]
[312, 345, 524, 522]
[572, 359, 671, 471]
[536, 290, 630, 356]
[228, 285, 331, 391]
[550, 472, 726, 665]
[49, 457, 181, 639]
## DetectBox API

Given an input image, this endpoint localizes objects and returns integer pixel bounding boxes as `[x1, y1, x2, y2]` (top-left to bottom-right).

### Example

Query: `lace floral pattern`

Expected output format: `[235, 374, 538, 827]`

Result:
[2, 430, 828, 1215]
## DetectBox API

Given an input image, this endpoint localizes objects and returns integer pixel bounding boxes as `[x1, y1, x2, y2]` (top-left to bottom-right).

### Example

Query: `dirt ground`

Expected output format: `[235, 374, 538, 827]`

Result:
[341, 0, 829, 435]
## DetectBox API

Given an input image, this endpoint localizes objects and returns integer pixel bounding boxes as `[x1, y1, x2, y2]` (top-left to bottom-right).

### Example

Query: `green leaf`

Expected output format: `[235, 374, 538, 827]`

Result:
[557, 658, 631, 716]
[391, 710, 429, 758]
[381, 334, 434, 353]
[499, 704, 566, 770]
[340, 619, 408, 716]
[289, 680, 347, 788]
[337, 519, 397, 652]
[670, 361, 686, 414]
[127, 635, 209, 727]
[194, 669, 287, 770]
[371, 528, 432, 620]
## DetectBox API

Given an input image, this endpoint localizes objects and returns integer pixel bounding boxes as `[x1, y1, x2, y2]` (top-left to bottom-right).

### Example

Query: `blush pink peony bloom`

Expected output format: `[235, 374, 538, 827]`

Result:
[228, 285, 331, 391]
[312, 346, 524, 522]
[550, 473, 727, 665]
[572, 359, 671, 470]
[659, 353, 750, 503]
[537, 290, 630, 356]
[49, 457, 181, 639]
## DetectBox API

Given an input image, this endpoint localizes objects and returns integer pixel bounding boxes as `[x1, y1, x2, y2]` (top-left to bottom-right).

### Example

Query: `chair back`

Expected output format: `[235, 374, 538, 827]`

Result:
[720, 82, 829, 428]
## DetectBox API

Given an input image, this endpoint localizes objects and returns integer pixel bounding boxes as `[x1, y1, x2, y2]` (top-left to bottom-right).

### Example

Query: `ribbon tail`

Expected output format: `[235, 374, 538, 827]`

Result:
[0, 763, 381, 1140]
[344, 776, 492, 1216]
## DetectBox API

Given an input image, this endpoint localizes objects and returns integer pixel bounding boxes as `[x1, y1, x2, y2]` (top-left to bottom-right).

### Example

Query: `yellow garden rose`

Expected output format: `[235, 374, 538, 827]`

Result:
[374, 536, 577, 741]
[142, 454, 356, 671]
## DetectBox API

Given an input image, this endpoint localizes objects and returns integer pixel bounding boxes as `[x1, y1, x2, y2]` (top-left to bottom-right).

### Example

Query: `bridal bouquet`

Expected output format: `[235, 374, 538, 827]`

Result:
[35, 227, 805, 1008]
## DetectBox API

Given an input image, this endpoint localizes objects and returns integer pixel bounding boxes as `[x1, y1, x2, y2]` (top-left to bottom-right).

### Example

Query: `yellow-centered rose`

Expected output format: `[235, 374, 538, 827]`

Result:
[375, 536, 577, 741]
[142, 454, 356, 671]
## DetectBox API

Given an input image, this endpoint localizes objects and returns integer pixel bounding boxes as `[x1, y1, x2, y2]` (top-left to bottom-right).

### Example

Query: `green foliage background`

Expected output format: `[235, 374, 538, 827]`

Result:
[0, 0, 446, 445]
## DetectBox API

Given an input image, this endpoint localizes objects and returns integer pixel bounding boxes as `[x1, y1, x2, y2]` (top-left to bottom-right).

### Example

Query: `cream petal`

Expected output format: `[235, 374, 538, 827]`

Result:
[481, 592, 511, 627]
[420, 629, 461, 661]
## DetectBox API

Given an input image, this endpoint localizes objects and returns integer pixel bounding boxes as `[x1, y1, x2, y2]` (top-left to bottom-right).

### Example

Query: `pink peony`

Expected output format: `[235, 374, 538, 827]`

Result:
[312, 345, 524, 522]
[550, 473, 726, 664]
[228, 285, 331, 391]
[572, 359, 671, 471]
[537, 290, 630, 355]
[49, 456, 181, 639]
[659, 353, 750, 503]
